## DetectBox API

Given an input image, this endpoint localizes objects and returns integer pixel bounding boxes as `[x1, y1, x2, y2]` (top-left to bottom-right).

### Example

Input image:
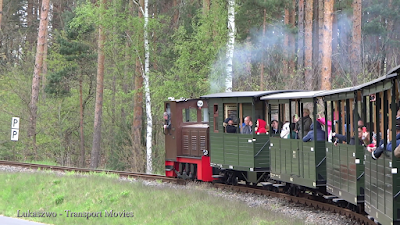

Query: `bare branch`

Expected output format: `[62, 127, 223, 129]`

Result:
[132, 0, 145, 15]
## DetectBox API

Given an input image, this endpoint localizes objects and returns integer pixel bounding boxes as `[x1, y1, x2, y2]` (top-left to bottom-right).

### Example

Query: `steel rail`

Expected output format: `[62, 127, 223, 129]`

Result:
[0, 160, 185, 184]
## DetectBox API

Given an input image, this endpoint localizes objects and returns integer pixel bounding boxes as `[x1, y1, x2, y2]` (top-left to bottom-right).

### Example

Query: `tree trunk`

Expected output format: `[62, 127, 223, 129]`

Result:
[203, 0, 210, 14]
[318, 0, 324, 68]
[304, 0, 313, 90]
[133, 0, 144, 172]
[260, 6, 266, 91]
[0, 0, 3, 30]
[289, 0, 296, 72]
[312, 0, 319, 88]
[172, 0, 179, 26]
[90, 0, 106, 169]
[283, 7, 289, 78]
[297, 0, 305, 71]
[321, 0, 334, 90]
[143, 0, 152, 174]
[351, 0, 362, 85]
[386, 0, 396, 70]
[42, 16, 48, 103]
[79, 74, 85, 167]
[226, 0, 235, 92]
[29, 0, 50, 159]
[27, 0, 34, 44]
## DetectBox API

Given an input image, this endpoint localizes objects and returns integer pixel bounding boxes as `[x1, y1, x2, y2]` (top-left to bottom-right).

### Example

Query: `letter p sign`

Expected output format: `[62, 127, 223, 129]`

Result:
[11, 117, 20, 141]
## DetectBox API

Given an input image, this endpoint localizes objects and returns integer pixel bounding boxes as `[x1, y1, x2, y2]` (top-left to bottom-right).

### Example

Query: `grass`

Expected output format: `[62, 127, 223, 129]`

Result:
[0, 171, 304, 225]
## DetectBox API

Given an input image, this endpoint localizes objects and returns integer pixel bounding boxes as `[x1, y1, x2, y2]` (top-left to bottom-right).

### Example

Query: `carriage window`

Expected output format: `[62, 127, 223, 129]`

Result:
[201, 108, 209, 122]
[213, 104, 219, 132]
[224, 104, 238, 124]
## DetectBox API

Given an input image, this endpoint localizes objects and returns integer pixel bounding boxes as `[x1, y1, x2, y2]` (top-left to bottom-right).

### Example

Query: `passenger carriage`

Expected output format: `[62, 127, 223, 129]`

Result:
[261, 91, 327, 192]
[314, 86, 366, 208]
[361, 66, 400, 225]
[200, 90, 295, 185]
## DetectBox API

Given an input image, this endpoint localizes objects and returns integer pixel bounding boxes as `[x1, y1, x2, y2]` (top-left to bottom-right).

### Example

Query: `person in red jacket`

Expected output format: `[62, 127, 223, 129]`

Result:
[255, 119, 267, 134]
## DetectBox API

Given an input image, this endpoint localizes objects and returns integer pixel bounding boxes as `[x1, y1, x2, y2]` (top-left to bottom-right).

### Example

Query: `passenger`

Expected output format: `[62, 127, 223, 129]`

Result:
[224, 118, 237, 133]
[397, 109, 400, 119]
[255, 119, 267, 134]
[368, 119, 400, 160]
[241, 116, 253, 134]
[270, 120, 280, 134]
[302, 121, 325, 142]
[332, 126, 366, 146]
[395, 144, 400, 158]
[280, 121, 290, 139]
[295, 108, 312, 139]
[317, 116, 332, 142]
[163, 112, 171, 132]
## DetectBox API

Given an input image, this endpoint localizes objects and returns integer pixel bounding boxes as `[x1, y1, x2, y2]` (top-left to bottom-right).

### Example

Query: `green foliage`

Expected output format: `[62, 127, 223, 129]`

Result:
[54, 195, 65, 205]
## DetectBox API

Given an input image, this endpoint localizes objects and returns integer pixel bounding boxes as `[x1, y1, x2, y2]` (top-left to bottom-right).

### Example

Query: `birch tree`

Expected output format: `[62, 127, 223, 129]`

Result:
[226, 0, 235, 92]
[143, 0, 153, 174]
[29, 0, 50, 157]
[90, 0, 106, 169]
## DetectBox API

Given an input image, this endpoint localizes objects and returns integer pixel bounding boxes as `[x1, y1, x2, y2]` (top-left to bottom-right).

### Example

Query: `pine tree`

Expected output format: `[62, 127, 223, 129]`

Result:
[90, 0, 106, 169]
[30, 0, 50, 158]
[321, 0, 334, 90]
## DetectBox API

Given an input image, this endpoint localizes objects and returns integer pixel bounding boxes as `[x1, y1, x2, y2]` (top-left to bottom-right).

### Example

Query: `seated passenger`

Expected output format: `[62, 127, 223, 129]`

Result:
[332, 126, 366, 146]
[302, 121, 325, 142]
[241, 116, 253, 134]
[395, 144, 400, 158]
[317, 116, 332, 142]
[368, 119, 400, 160]
[280, 121, 290, 139]
[255, 119, 267, 134]
[295, 108, 312, 139]
[270, 120, 280, 134]
[224, 118, 237, 133]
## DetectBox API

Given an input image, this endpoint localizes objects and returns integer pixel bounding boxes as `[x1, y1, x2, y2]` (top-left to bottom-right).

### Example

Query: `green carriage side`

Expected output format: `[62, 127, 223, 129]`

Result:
[315, 86, 365, 206]
[201, 90, 295, 184]
[361, 66, 400, 225]
[261, 91, 326, 189]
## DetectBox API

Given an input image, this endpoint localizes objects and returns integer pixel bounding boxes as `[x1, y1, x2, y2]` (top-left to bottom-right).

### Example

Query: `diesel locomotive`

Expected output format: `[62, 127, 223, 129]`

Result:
[164, 65, 400, 225]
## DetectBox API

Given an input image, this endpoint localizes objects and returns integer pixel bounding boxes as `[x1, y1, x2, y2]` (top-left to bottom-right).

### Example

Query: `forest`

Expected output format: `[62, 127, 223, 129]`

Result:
[0, 0, 398, 173]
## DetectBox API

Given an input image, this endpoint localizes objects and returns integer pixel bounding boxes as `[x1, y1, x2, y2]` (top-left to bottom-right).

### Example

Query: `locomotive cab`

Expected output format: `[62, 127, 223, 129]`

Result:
[164, 98, 214, 181]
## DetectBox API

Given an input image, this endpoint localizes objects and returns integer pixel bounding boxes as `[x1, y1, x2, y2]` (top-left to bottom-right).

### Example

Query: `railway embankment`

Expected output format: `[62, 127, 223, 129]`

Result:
[0, 165, 305, 225]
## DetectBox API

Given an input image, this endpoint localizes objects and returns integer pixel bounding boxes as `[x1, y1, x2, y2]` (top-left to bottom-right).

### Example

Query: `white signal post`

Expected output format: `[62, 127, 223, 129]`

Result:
[11, 117, 20, 141]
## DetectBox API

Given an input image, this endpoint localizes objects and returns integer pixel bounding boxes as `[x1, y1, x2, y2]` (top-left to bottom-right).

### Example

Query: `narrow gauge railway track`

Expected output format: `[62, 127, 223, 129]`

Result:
[0, 160, 185, 184]
[213, 183, 372, 225]
[0, 160, 371, 224]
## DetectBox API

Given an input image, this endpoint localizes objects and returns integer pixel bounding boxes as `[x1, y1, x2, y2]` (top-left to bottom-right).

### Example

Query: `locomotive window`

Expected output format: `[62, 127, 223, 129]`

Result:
[182, 108, 197, 123]
[201, 108, 209, 122]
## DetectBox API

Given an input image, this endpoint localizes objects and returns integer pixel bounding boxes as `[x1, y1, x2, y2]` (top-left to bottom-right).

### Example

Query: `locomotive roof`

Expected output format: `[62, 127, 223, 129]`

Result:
[260, 90, 325, 100]
[200, 90, 298, 99]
